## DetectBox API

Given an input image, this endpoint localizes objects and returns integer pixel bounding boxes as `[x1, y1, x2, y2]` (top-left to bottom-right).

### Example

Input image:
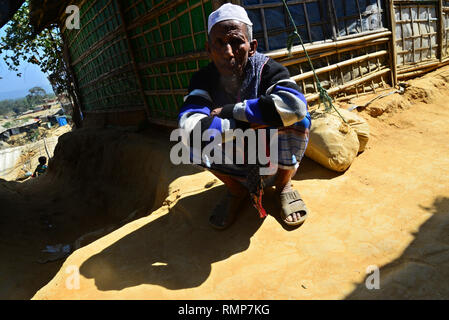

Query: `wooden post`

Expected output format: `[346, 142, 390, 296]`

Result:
[60, 31, 84, 129]
[328, 0, 338, 41]
[259, 0, 270, 50]
[388, 0, 398, 87]
[438, 0, 444, 61]
[116, 0, 152, 120]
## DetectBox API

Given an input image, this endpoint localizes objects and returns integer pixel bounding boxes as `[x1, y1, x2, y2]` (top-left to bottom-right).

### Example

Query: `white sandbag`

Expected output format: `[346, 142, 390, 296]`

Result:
[305, 110, 360, 172]
[334, 108, 370, 152]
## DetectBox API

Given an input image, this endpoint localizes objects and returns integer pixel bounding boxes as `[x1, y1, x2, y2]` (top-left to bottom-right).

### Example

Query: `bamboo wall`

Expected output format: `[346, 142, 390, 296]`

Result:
[57, 0, 449, 128]
[443, 1, 449, 58]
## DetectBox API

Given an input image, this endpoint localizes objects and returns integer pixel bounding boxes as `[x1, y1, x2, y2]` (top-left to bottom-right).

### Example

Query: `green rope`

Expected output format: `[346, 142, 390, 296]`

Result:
[281, 0, 347, 123]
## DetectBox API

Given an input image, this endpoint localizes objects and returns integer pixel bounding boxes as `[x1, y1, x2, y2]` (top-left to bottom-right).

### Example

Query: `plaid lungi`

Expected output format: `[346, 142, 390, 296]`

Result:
[196, 112, 311, 188]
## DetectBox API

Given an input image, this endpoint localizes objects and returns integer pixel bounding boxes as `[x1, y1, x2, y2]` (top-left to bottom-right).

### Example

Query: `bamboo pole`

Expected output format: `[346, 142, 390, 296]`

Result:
[397, 68, 434, 79]
[326, 55, 333, 88]
[277, 38, 390, 66]
[350, 51, 356, 82]
[336, 28, 389, 41]
[446, 10, 449, 58]
[330, 0, 340, 41]
[399, 4, 405, 66]
[342, 0, 349, 35]
[291, 51, 388, 82]
[305, 69, 391, 102]
[303, 1, 313, 43]
[259, 0, 270, 51]
[397, 60, 442, 73]
[86, 90, 141, 106]
[389, 0, 398, 86]
[394, 0, 443, 5]
[116, 0, 151, 120]
[355, 0, 364, 32]
[61, 31, 84, 129]
[395, 18, 439, 24]
[396, 59, 449, 78]
[410, 6, 416, 63]
[279, 37, 390, 66]
[75, 35, 125, 71]
[395, 32, 438, 40]
[439, 0, 444, 61]
[327, 0, 338, 40]
[71, 26, 123, 67]
[78, 63, 133, 90]
[299, 64, 306, 94]
[397, 46, 438, 54]
[266, 31, 392, 59]
[127, 0, 188, 30]
[137, 51, 209, 69]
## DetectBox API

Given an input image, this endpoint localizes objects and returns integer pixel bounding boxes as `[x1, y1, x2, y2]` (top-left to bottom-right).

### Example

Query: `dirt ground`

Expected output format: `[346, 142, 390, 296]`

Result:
[1, 65, 448, 300]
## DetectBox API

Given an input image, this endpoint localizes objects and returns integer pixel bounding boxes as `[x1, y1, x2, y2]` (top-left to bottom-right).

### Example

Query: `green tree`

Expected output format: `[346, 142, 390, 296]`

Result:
[0, 97, 31, 116]
[0, 0, 82, 127]
[26, 86, 46, 107]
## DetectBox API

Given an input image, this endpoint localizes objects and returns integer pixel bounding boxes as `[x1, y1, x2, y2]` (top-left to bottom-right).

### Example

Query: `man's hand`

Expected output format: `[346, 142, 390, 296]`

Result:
[210, 107, 222, 117]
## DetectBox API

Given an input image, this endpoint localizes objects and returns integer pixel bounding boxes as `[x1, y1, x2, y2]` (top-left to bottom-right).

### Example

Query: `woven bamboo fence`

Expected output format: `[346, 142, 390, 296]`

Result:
[41, 0, 448, 127]
[391, 0, 449, 80]
[240, 0, 390, 103]
[443, 1, 449, 58]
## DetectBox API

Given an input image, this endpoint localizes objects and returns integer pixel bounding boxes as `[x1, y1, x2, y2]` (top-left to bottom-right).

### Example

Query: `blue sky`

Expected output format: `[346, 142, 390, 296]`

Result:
[0, 25, 54, 100]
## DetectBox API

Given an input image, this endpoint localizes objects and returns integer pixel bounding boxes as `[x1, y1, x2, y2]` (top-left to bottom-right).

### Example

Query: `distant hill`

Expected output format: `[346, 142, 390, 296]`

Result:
[0, 85, 54, 100]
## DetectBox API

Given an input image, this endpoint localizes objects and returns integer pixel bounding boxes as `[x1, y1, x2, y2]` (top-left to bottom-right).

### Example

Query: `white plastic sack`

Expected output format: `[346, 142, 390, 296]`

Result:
[335, 108, 370, 153]
[305, 109, 360, 172]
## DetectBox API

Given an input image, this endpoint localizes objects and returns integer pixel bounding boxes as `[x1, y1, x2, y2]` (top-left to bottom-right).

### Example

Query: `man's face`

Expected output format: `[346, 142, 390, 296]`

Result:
[206, 20, 257, 78]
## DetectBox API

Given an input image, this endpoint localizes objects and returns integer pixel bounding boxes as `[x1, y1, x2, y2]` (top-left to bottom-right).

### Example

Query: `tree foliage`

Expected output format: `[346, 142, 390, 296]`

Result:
[26, 86, 46, 107]
[0, 0, 82, 127]
[0, 1, 62, 78]
[0, 97, 30, 116]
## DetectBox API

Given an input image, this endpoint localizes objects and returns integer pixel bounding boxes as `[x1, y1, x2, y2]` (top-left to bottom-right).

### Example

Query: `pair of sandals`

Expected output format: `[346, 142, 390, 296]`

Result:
[209, 189, 308, 230]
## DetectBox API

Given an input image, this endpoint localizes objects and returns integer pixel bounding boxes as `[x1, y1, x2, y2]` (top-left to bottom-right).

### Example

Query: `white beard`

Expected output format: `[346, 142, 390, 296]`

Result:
[220, 74, 241, 97]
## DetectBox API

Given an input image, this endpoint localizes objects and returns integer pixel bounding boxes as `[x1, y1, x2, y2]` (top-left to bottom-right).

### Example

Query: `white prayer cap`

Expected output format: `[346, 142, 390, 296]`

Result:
[207, 3, 253, 34]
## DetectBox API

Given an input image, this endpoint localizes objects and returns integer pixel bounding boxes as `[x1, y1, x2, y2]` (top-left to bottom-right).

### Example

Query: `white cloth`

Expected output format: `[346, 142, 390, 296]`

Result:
[207, 3, 252, 34]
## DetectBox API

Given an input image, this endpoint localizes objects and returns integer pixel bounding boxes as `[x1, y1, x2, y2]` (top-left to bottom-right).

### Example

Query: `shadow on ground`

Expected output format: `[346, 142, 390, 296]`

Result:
[294, 157, 343, 181]
[0, 128, 343, 298]
[346, 196, 449, 299]
[0, 127, 201, 299]
[79, 185, 264, 291]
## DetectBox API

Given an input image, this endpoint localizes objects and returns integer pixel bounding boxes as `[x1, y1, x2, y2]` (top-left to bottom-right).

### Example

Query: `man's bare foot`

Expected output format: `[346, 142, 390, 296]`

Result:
[209, 191, 247, 229]
[208, 170, 249, 229]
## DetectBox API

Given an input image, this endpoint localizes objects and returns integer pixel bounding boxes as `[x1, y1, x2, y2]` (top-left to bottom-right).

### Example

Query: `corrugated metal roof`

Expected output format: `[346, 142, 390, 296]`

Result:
[0, 118, 40, 134]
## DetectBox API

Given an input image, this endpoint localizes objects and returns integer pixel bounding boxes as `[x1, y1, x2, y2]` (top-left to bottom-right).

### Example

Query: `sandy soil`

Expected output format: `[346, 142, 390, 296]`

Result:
[1, 66, 449, 300]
